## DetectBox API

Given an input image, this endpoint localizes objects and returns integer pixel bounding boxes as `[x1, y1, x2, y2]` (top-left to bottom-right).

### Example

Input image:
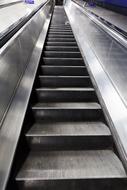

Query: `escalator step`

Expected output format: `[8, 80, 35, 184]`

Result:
[38, 76, 92, 87]
[26, 122, 112, 150]
[49, 26, 71, 29]
[32, 102, 102, 121]
[47, 34, 74, 38]
[33, 102, 101, 108]
[42, 57, 84, 66]
[40, 66, 88, 76]
[50, 24, 71, 26]
[48, 30, 73, 34]
[16, 150, 127, 190]
[44, 46, 80, 52]
[45, 41, 78, 46]
[43, 51, 81, 58]
[35, 88, 97, 102]
[47, 37, 76, 42]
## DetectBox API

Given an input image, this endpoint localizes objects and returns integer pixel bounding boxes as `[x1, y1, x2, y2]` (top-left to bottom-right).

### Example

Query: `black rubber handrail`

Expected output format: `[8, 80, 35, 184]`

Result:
[72, 0, 127, 40]
[0, 0, 48, 48]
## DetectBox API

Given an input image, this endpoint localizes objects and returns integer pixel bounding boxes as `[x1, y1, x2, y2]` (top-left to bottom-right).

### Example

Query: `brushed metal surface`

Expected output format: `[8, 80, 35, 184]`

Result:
[27, 122, 110, 136]
[43, 51, 81, 58]
[33, 102, 101, 108]
[44, 46, 79, 51]
[16, 150, 126, 180]
[65, 0, 127, 171]
[40, 65, 88, 76]
[38, 76, 92, 87]
[72, 0, 127, 49]
[0, 0, 52, 126]
[35, 87, 97, 102]
[26, 121, 112, 151]
[69, 1, 127, 107]
[77, 0, 127, 34]
[42, 57, 84, 66]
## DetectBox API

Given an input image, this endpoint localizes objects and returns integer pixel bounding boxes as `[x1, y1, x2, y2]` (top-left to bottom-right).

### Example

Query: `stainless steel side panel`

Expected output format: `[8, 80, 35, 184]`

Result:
[65, 0, 127, 171]
[0, 0, 54, 189]
[65, 0, 127, 107]
[0, 0, 52, 126]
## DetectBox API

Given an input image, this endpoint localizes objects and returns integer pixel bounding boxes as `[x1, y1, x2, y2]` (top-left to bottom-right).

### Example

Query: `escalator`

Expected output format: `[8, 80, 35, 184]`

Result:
[7, 6, 127, 190]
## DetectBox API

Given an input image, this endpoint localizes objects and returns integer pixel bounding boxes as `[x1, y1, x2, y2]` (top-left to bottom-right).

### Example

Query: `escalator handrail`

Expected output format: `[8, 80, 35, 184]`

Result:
[0, 0, 48, 48]
[72, 0, 127, 49]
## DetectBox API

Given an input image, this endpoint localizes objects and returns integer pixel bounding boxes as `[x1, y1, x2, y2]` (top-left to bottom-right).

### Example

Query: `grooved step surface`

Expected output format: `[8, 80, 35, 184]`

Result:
[45, 42, 77, 46]
[43, 51, 81, 58]
[32, 102, 101, 109]
[42, 57, 84, 66]
[38, 76, 92, 87]
[44, 46, 79, 51]
[36, 87, 94, 91]
[35, 88, 97, 102]
[32, 104, 102, 122]
[16, 150, 126, 181]
[49, 31, 73, 34]
[40, 66, 88, 76]
[47, 38, 76, 42]
[26, 122, 110, 136]
[26, 122, 112, 150]
[48, 34, 74, 37]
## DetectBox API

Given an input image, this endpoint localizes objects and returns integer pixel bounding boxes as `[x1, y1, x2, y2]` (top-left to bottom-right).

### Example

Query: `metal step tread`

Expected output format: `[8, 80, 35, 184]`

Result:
[47, 36, 76, 42]
[40, 66, 87, 75]
[16, 150, 126, 181]
[41, 65, 85, 68]
[48, 30, 73, 33]
[47, 34, 74, 37]
[47, 36, 74, 39]
[26, 122, 110, 136]
[39, 74, 89, 77]
[48, 27, 71, 29]
[43, 51, 82, 58]
[32, 102, 101, 109]
[44, 50, 80, 52]
[42, 57, 84, 66]
[50, 25, 71, 27]
[43, 51, 80, 54]
[36, 87, 94, 91]
[45, 42, 78, 46]
[44, 46, 79, 51]
[43, 57, 83, 60]
[49, 28, 71, 30]
[35, 88, 97, 102]
[48, 31, 73, 33]
[38, 76, 92, 88]
[39, 76, 90, 78]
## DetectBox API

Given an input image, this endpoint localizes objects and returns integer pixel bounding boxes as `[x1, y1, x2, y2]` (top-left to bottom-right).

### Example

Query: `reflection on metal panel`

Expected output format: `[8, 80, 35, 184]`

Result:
[66, 0, 127, 107]
[0, 0, 52, 127]
[0, 1, 53, 189]
[65, 0, 127, 170]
